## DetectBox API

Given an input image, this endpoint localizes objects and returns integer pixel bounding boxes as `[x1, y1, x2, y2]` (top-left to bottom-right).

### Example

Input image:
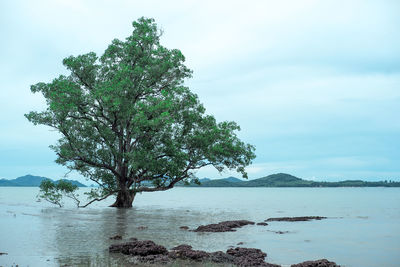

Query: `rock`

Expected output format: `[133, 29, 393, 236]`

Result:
[171, 244, 193, 251]
[227, 247, 277, 266]
[210, 251, 236, 263]
[179, 226, 189, 230]
[276, 231, 289, 234]
[291, 259, 340, 267]
[137, 226, 148, 230]
[264, 263, 282, 267]
[180, 249, 210, 261]
[221, 220, 255, 228]
[0, 252, 8, 256]
[109, 238, 283, 266]
[169, 244, 209, 261]
[171, 244, 276, 266]
[108, 238, 339, 267]
[257, 222, 268, 226]
[194, 223, 233, 232]
[136, 254, 170, 264]
[237, 242, 244, 245]
[266, 216, 327, 222]
[193, 220, 255, 232]
[227, 247, 266, 261]
[109, 240, 168, 256]
[109, 235, 122, 240]
[268, 230, 290, 234]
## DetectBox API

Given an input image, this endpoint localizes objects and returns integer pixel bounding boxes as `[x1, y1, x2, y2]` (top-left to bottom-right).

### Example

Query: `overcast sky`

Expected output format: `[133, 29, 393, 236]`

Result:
[1, 0, 399, 183]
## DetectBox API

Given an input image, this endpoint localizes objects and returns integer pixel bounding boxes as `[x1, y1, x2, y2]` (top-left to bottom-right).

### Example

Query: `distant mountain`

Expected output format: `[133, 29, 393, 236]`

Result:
[244, 173, 312, 187]
[183, 173, 400, 187]
[0, 174, 86, 187]
[0, 175, 49, 187]
[223, 177, 243, 183]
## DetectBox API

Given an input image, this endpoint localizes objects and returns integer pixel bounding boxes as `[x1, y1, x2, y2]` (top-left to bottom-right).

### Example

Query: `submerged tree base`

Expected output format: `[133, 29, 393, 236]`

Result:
[109, 204, 130, 208]
[109, 191, 135, 208]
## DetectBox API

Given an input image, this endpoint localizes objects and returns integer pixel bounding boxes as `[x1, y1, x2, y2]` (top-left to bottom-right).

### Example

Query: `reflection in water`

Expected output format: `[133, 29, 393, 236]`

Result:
[51, 208, 132, 265]
[49, 207, 245, 266]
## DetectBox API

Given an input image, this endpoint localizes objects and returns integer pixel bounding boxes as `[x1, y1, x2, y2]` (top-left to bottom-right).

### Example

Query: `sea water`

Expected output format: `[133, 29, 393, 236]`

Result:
[0, 187, 399, 266]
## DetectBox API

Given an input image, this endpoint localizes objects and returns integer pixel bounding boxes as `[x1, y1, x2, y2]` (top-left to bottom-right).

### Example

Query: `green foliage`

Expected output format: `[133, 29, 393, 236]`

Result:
[38, 180, 79, 207]
[26, 17, 256, 207]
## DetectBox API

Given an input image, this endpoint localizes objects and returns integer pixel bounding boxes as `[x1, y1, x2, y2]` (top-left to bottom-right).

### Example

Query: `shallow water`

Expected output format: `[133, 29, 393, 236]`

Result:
[0, 187, 399, 266]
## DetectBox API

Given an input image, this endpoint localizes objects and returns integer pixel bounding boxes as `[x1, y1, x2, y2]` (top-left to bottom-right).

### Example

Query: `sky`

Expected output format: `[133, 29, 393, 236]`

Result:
[0, 0, 399, 183]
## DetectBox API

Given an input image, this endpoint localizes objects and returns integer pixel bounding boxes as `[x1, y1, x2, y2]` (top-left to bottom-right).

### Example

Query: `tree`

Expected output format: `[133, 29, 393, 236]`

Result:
[26, 17, 256, 208]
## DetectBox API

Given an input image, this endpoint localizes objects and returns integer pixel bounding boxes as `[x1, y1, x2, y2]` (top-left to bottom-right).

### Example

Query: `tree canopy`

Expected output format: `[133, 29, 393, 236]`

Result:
[26, 17, 256, 207]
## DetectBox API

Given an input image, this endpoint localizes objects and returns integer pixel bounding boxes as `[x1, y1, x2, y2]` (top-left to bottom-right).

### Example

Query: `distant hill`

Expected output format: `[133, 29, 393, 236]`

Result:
[223, 177, 243, 183]
[0, 175, 50, 187]
[183, 173, 400, 187]
[244, 173, 313, 187]
[0, 174, 86, 187]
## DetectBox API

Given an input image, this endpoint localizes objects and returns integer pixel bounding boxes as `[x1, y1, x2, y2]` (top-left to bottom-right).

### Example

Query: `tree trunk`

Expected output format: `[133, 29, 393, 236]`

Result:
[109, 189, 135, 208]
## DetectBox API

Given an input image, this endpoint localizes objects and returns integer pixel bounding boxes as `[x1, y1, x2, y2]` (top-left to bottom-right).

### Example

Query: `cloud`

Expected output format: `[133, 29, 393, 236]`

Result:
[0, 0, 399, 182]
[196, 70, 400, 140]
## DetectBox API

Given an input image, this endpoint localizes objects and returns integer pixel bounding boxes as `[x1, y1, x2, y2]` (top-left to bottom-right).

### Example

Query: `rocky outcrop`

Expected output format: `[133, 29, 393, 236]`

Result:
[227, 247, 281, 266]
[169, 244, 210, 261]
[257, 222, 269, 226]
[109, 238, 338, 267]
[109, 238, 168, 256]
[169, 245, 280, 266]
[109, 235, 122, 240]
[291, 259, 340, 267]
[266, 216, 327, 222]
[109, 238, 278, 266]
[193, 220, 255, 232]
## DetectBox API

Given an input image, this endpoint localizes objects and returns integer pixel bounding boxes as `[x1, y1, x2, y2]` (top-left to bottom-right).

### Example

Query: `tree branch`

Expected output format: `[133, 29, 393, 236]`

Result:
[78, 191, 116, 208]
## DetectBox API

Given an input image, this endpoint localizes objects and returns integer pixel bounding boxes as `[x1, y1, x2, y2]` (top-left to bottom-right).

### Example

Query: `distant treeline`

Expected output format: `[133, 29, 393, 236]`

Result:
[181, 173, 400, 187]
[1, 173, 399, 188]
